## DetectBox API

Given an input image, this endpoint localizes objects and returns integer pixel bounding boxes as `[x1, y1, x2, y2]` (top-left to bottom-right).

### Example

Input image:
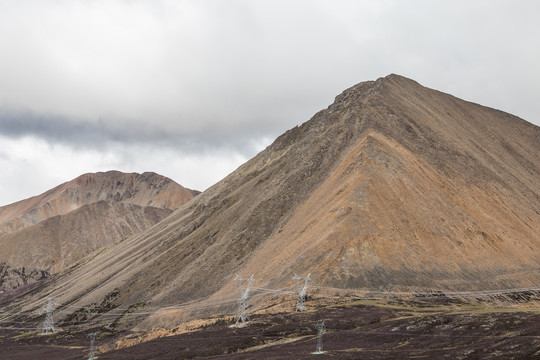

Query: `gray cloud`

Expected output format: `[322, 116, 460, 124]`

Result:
[0, 0, 539, 205]
[1, 0, 538, 139]
[0, 109, 264, 155]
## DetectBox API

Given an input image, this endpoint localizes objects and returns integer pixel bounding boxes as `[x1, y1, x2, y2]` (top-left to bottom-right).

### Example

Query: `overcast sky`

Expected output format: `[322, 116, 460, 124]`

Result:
[0, 0, 538, 206]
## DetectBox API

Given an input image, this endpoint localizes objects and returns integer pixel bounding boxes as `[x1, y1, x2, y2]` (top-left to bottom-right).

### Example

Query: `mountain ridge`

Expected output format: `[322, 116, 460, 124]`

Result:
[0, 170, 198, 237]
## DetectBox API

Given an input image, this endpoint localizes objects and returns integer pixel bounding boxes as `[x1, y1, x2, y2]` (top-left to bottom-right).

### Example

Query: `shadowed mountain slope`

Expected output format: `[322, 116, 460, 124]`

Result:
[6, 74, 539, 330]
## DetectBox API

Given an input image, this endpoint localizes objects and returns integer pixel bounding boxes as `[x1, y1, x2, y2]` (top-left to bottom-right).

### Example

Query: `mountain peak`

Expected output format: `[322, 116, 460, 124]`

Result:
[380, 72, 418, 83]
[0, 170, 198, 237]
[330, 74, 419, 111]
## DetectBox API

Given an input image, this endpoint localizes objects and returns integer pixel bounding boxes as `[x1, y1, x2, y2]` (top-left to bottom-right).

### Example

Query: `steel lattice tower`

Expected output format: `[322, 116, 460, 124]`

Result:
[235, 274, 254, 325]
[293, 273, 310, 312]
[41, 297, 55, 334]
[313, 321, 326, 354]
[87, 332, 98, 360]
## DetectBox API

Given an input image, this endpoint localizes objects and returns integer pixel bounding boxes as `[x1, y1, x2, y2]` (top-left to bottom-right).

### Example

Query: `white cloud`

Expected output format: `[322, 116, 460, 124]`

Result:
[105, 142, 251, 193]
[0, 134, 251, 206]
[2, 0, 539, 128]
[0, 135, 115, 205]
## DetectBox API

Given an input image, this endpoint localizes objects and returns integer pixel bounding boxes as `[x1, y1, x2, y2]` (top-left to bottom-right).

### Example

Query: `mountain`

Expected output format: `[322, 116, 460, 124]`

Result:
[5, 75, 539, 330]
[0, 201, 172, 286]
[0, 170, 198, 237]
[0, 171, 199, 291]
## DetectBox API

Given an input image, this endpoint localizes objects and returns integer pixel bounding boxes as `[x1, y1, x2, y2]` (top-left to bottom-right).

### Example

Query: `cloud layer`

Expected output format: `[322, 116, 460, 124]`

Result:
[0, 0, 539, 205]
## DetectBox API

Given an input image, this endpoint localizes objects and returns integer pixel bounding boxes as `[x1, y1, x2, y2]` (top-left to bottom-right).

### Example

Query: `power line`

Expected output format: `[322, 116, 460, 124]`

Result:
[1, 285, 538, 333]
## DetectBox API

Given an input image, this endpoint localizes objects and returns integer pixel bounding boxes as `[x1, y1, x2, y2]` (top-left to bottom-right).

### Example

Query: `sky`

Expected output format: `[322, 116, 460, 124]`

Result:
[0, 0, 539, 206]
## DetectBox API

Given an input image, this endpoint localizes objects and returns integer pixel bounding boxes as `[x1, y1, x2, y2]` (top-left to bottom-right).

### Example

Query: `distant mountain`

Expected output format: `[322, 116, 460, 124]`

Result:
[0, 171, 198, 291]
[5, 75, 539, 330]
[0, 171, 198, 237]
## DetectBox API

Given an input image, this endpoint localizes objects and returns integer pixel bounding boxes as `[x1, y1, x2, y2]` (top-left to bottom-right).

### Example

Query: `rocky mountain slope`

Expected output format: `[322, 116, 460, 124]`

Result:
[0, 201, 172, 288]
[0, 170, 197, 237]
[0, 171, 198, 291]
[5, 74, 539, 330]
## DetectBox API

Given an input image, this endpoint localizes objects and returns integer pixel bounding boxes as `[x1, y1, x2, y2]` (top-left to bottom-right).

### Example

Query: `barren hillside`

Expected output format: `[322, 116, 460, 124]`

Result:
[0, 170, 197, 237]
[0, 201, 173, 289]
[0, 171, 199, 292]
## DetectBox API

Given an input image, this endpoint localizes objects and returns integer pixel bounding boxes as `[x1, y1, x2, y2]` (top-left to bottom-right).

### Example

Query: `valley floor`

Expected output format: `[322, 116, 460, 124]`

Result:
[1, 295, 540, 359]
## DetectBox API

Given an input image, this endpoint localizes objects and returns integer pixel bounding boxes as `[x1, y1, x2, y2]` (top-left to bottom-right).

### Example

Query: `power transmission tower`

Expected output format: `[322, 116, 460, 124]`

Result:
[312, 321, 326, 354]
[41, 297, 56, 334]
[293, 273, 310, 312]
[87, 332, 98, 360]
[235, 273, 254, 326]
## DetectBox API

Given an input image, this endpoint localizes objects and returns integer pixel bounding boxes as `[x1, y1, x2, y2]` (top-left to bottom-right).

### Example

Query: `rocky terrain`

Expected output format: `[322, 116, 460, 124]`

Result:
[0, 74, 538, 358]
[0, 171, 198, 291]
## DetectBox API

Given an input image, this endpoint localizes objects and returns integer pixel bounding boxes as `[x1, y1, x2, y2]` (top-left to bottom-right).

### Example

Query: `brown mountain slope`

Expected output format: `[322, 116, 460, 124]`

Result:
[0, 201, 172, 291]
[5, 74, 539, 330]
[0, 171, 198, 292]
[1, 200, 173, 271]
[0, 170, 198, 237]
